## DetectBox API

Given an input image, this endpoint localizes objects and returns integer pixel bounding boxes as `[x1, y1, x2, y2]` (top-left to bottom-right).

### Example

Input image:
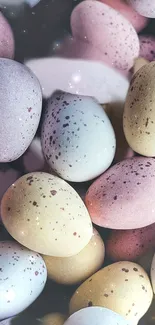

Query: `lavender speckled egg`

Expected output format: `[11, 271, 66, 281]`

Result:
[0, 13, 14, 59]
[41, 92, 116, 182]
[71, 1, 140, 71]
[1, 172, 93, 257]
[85, 157, 155, 229]
[0, 58, 42, 162]
[139, 35, 155, 62]
[106, 223, 155, 262]
[0, 240, 47, 320]
[127, 0, 155, 18]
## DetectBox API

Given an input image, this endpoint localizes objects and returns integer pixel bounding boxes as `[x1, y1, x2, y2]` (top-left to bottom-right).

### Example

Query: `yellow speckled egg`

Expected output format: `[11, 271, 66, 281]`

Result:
[69, 261, 153, 324]
[1, 172, 92, 257]
[123, 61, 155, 156]
[40, 313, 67, 325]
[43, 228, 105, 285]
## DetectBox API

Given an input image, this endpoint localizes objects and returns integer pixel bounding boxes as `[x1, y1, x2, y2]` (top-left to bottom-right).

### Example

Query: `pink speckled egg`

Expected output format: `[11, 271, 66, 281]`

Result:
[139, 35, 155, 62]
[85, 157, 155, 229]
[89, 0, 148, 32]
[0, 12, 14, 59]
[71, 1, 139, 71]
[127, 0, 155, 18]
[106, 223, 155, 262]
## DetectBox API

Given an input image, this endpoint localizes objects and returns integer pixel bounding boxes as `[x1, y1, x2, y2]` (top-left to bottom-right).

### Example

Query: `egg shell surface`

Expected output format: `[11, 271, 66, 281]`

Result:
[0, 58, 42, 162]
[106, 223, 155, 262]
[0, 240, 47, 320]
[1, 172, 93, 257]
[133, 57, 149, 75]
[123, 62, 155, 156]
[64, 307, 131, 325]
[69, 261, 153, 323]
[71, 1, 140, 71]
[127, 0, 155, 18]
[0, 13, 14, 59]
[85, 157, 155, 229]
[139, 35, 155, 62]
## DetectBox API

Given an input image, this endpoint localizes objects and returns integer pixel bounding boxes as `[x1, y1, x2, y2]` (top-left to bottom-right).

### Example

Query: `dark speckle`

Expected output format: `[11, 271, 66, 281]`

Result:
[88, 301, 93, 307]
[73, 232, 77, 236]
[50, 190, 57, 196]
[133, 268, 138, 272]
[113, 195, 117, 200]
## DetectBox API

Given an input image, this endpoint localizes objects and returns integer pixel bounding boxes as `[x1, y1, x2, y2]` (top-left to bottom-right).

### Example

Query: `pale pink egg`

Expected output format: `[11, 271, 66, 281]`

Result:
[139, 35, 155, 62]
[127, 0, 155, 18]
[71, 1, 140, 71]
[0, 12, 14, 59]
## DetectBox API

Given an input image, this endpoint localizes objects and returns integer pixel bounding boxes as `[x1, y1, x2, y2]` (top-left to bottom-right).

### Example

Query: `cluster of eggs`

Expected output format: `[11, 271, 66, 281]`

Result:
[1, 0, 155, 324]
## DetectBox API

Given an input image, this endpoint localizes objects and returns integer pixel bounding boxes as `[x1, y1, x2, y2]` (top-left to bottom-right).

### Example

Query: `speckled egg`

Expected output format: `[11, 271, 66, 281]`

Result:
[123, 62, 155, 156]
[127, 0, 155, 18]
[0, 240, 47, 320]
[1, 172, 93, 256]
[0, 58, 42, 162]
[85, 157, 155, 229]
[39, 313, 67, 325]
[139, 35, 155, 62]
[71, 1, 140, 71]
[41, 92, 116, 182]
[69, 261, 153, 323]
[64, 307, 131, 325]
[0, 13, 14, 59]
[106, 223, 155, 262]
[151, 254, 155, 293]
[42, 228, 105, 285]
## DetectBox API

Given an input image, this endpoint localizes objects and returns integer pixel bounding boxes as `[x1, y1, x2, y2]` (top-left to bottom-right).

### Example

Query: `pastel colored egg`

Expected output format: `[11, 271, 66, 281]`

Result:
[0, 13, 14, 59]
[123, 62, 155, 156]
[25, 57, 129, 104]
[0, 164, 20, 205]
[0, 59, 42, 162]
[1, 172, 93, 257]
[40, 313, 67, 325]
[151, 254, 155, 293]
[64, 307, 131, 325]
[43, 228, 105, 285]
[139, 35, 155, 62]
[0, 240, 47, 320]
[41, 92, 116, 182]
[85, 157, 155, 229]
[69, 261, 153, 323]
[106, 223, 155, 262]
[127, 0, 155, 18]
[71, 1, 140, 71]
[22, 137, 47, 173]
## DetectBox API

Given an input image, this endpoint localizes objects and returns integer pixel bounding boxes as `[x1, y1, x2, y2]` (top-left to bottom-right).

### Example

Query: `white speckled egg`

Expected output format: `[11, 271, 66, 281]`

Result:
[1, 172, 93, 256]
[0, 240, 47, 320]
[41, 92, 116, 182]
[0, 58, 42, 162]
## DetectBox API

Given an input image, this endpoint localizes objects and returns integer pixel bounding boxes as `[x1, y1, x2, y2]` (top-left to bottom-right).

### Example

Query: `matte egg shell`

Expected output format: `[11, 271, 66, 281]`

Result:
[40, 313, 67, 325]
[123, 62, 155, 156]
[25, 57, 129, 104]
[23, 137, 47, 173]
[0, 13, 14, 59]
[0, 165, 20, 204]
[127, 0, 155, 18]
[71, 1, 140, 71]
[64, 307, 131, 325]
[106, 223, 155, 262]
[85, 157, 155, 229]
[139, 35, 155, 62]
[1, 172, 93, 257]
[69, 261, 153, 323]
[133, 57, 149, 75]
[0, 240, 47, 320]
[41, 92, 116, 182]
[0, 59, 42, 162]
[42, 228, 105, 285]
[151, 254, 155, 293]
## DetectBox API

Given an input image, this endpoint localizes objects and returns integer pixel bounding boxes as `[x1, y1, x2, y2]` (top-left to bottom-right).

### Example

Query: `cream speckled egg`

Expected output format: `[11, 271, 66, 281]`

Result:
[42, 228, 105, 285]
[127, 0, 155, 18]
[1, 172, 93, 257]
[123, 62, 155, 156]
[40, 313, 67, 325]
[69, 261, 153, 323]
[0, 240, 47, 320]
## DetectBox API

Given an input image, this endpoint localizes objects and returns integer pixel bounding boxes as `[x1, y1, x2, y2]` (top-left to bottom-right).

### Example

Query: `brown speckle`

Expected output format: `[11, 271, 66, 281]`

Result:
[88, 301, 93, 307]
[50, 190, 57, 196]
[73, 232, 77, 236]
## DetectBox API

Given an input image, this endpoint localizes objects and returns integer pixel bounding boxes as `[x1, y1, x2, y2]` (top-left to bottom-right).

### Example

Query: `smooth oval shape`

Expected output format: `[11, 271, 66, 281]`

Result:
[1, 172, 93, 257]
[40, 313, 67, 325]
[85, 157, 155, 229]
[0, 13, 14, 59]
[139, 35, 155, 62]
[69, 261, 153, 323]
[106, 223, 155, 262]
[64, 307, 131, 325]
[25, 57, 129, 103]
[0, 59, 42, 162]
[127, 0, 155, 18]
[41, 92, 116, 182]
[71, 1, 139, 71]
[123, 62, 155, 156]
[151, 253, 155, 293]
[43, 228, 105, 285]
[0, 240, 47, 320]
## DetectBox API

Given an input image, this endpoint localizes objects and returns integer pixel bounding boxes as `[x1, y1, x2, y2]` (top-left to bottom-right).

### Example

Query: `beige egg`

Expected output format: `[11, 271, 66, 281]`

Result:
[69, 261, 153, 324]
[123, 61, 155, 156]
[43, 228, 105, 285]
[1, 172, 92, 257]
[40, 313, 67, 325]
[133, 57, 149, 75]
